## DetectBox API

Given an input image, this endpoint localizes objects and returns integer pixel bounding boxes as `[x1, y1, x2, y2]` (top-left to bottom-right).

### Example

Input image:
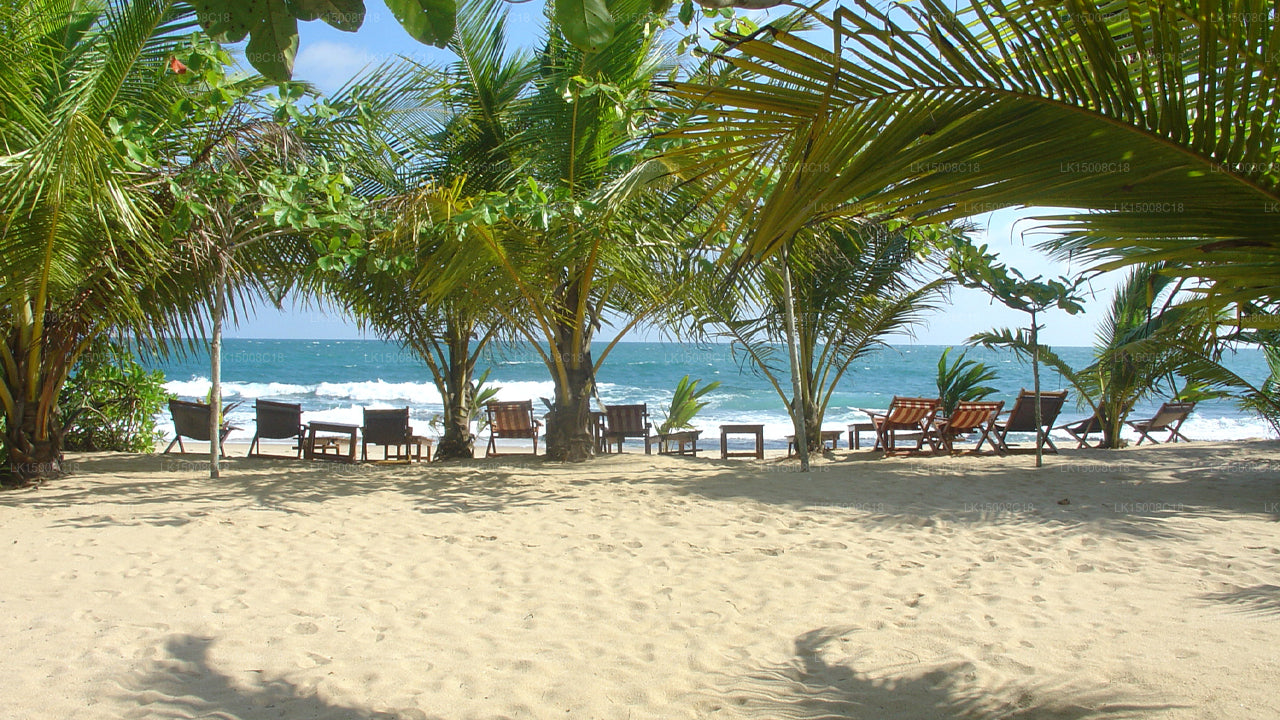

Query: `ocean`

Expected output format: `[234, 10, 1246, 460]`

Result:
[146, 339, 1275, 449]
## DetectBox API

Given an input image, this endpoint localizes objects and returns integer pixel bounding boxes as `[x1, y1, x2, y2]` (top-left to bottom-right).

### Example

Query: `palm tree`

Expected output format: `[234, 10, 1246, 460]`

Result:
[313, 0, 532, 459]
[682, 221, 951, 452]
[972, 264, 1218, 448]
[412, 0, 695, 461]
[660, 2, 1280, 315]
[0, 0, 196, 482]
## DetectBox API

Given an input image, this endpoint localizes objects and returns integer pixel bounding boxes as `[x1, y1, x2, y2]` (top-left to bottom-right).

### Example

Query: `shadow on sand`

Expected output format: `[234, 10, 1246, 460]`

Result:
[1198, 584, 1280, 618]
[3, 452, 579, 524]
[701, 627, 1183, 719]
[123, 634, 434, 720]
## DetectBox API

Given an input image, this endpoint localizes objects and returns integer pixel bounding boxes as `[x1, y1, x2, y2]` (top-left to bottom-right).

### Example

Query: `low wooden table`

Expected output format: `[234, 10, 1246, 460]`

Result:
[656, 430, 701, 456]
[786, 430, 842, 456]
[304, 422, 358, 463]
[720, 424, 764, 459]
[847, 422, 876, 449]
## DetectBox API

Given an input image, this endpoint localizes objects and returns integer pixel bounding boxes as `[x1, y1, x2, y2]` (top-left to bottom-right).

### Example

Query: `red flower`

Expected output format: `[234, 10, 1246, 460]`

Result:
[168, 56, 188, 74]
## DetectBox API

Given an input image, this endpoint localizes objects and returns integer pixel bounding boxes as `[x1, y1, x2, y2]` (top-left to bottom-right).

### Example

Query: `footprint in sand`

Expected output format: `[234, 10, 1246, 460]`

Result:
[290, 621, 320, 635]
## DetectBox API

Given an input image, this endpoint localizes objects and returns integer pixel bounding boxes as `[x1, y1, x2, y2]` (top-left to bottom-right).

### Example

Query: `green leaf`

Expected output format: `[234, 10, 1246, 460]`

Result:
[292, 0, 365, 31]
[385, 0, 456, 47]
[678, 0, 694, 26]
[245, 4, 300, 80]
[191, 0, 256, 42]
[555, 0, 613, 52]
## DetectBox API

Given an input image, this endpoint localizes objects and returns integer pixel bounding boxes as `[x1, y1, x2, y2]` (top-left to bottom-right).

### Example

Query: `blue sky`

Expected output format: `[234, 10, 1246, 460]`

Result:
[226, 1, 1119, 347]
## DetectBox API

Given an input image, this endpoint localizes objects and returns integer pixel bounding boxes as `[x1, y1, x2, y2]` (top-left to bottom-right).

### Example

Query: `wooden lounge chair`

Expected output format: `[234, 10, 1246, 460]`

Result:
[485, 400, 541, 457]
[860, 397, 941, 455]
[1127, 401, 1195, 445]
[1056, 414, 1104, 449]
[247, 399, 306, 458]
[936, 400, 1004, 454]
[992, 389, 1068, 454]
[164, 399, 240, 455]
[361, 407, 430, 462]
[601, 403, 652, 454]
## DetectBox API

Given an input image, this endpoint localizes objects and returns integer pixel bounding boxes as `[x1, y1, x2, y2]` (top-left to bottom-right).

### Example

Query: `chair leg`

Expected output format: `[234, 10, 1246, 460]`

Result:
[165, 437, 180, 454]
[248, 434, 260, 457]
[486, 434, 496, 457]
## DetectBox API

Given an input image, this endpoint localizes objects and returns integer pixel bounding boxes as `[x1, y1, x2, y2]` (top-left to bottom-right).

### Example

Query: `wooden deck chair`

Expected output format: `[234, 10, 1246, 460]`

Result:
[1055, 414, 1104, 448]
[860, 397, 941, 455]
[601, 404, 652, 454]
[485, 400, 541, 457]
[362, 407, 429, 461]
[992, 389, 1068, 454]
[164, 399, 240, 455]
[1127, 401, 1195, 445]
[247, 400, 306, 458]
[937, 401, 1005, 454]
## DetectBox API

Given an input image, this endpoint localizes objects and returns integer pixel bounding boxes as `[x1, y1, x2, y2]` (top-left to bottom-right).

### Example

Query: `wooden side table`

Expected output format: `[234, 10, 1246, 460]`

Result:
[720, 424, 764, 459]
[786, 430, 842, 456]
[305, 422, 359, 463]
[847, 422, 876, 449]
[656, 430, 701, 456]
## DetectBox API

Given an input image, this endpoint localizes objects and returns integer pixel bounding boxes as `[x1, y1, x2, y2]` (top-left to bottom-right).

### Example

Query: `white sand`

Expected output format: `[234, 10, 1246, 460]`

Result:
[2, 441, 1278, 719]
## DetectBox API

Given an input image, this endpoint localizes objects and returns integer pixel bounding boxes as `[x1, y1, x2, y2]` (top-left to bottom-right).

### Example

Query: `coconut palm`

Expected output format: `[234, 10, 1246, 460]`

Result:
[410, 0, 697, 461]
[309, 0, 533, 459]
[659, 2, 1280, 316]
[972, 263, 1219, 448]
[682, 220, 952, 452]
[0, 0, 198, 482]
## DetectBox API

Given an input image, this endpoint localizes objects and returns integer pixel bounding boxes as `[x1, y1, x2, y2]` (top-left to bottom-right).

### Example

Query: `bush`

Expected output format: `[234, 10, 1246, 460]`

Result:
[60, 343, 170, 452]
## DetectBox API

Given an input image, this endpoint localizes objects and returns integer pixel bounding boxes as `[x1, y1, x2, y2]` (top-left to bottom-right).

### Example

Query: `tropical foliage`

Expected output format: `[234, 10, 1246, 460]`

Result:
[682, 221, 951, 452]
[656, 375, 720, 434]
[972, 264, 1219, 448]
[186, 0, 768, 79]
[0, 0, 197, 481]
[405, 0, 697, 460]
[659, 1, 1280, 321]
[60, 342, 170, 453]
[935, 348, 998, 418]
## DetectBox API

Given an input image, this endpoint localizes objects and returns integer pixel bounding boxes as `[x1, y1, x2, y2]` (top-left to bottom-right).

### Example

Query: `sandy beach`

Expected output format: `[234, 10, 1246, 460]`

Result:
[2, 441, 1277, 719]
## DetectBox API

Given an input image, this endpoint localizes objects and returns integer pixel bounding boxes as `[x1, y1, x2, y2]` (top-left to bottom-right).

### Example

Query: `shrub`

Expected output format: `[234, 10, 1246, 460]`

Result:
[60, 343, 170, 452]
[936, 347, 999, 416]
[658, 375, 721, 434]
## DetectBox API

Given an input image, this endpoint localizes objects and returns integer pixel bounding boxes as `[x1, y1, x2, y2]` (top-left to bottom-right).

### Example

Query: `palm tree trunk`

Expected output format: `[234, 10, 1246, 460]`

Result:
[209, 260, 225, 479]
[781, 250, 809, 471]
[544, 331, 595, 462]
[3, 311, 71, 484]
[435, 329, 476, 459]
[1031, 310, 1043, 468]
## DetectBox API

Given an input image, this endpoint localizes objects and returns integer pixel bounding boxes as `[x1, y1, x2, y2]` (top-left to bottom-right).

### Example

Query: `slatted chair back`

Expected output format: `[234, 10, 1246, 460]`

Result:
[165, 399, 238, 454]
[1147, 402, 1196, 431]
[1002, 389, 1068, 432]
[170, 400, 215, 442]
[602, 404, 652, 454]
[487, 401, 539, 438]
[945, 401, 1004, 433]
[255, 400, 303, 439]
[605, 404, 649, 435]
[883, 397, 940, 429]
[363, 408, 411, 446]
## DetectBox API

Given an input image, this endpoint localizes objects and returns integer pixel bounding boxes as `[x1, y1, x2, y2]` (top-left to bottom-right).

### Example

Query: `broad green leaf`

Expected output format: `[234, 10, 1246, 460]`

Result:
[385, 0, 456, 47]
[190, 0, 255, 42]
[555, 0, 613, 52]
[292, 0, 366, 31]
[678, 0, 694, 26]
[245, 3, 300, 80]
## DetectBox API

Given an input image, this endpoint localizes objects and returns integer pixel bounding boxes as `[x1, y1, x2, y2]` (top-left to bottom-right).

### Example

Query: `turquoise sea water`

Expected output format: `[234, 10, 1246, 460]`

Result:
[146, 340, 1274, 449]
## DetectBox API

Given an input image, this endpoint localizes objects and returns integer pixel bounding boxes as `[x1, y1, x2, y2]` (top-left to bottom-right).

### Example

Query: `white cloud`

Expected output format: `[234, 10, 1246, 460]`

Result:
[293, 40, 376, 93]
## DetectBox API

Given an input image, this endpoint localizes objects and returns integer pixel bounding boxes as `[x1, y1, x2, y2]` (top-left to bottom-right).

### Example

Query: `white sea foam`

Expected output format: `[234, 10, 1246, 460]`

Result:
[160, 375, 1278, 445]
